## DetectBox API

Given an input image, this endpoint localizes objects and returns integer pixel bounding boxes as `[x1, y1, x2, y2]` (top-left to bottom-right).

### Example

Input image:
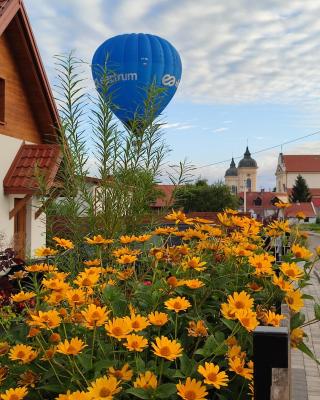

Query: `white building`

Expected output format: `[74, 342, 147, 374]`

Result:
[0, 0, 61, 258]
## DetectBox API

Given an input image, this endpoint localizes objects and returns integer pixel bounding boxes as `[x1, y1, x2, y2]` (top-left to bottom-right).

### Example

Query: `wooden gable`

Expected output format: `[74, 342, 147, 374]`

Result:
[0, 0, 60, 144]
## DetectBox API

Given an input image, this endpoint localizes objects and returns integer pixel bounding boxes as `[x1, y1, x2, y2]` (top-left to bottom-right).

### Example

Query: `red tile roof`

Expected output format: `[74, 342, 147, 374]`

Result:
[3, 144, 62, 194]
[238, 191, 288, 208]
[284, 202, 316, 218]
[151, 185, 178, 208]
[282, 155, 320, 172]
[312, 198, 320, 207]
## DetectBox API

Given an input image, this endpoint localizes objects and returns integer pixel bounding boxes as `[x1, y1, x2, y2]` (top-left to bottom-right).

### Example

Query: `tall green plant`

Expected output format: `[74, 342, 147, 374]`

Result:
[41, 53, 174, 249]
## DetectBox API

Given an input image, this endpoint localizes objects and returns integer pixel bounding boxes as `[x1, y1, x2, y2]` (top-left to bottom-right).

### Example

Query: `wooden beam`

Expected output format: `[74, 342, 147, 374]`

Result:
[9, 194, 32, 219]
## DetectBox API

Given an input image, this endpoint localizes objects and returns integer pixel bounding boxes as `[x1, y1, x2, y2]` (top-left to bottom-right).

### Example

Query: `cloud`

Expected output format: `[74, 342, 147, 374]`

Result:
[23, 0, 320, 109]
[213, 127, 228, 133]
[163, 122, 195, 131]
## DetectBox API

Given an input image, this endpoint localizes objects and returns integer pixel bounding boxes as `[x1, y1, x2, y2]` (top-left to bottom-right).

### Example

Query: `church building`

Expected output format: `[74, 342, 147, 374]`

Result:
[225, 147, 258, 194]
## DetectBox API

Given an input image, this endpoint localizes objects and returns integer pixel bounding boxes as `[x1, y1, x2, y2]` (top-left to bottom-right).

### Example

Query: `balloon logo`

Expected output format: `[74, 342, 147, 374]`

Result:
[91, 33, 182, 127]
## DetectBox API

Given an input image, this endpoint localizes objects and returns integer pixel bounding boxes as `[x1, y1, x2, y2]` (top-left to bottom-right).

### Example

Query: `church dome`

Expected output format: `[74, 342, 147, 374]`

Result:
[225, 157, 238, 176]
[238, 147, 257, 168]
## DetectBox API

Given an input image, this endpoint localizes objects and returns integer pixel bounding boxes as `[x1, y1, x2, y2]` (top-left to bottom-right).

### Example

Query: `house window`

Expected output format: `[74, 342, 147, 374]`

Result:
[246, 178, 252, 191]
[0, 78, 4, 123]
[231, 185, 237, 194]
[254, 197, 262, 206]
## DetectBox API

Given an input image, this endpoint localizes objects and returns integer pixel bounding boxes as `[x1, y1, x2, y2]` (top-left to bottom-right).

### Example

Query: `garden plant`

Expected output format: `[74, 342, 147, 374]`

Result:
[0, 209, 320, 399]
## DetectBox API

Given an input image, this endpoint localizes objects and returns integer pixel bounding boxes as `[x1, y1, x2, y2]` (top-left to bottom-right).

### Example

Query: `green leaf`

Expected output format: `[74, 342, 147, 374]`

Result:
[135, 355, 145, 371]
[314, 304, 320, 320]
[37, 384, 63, 393]
[302, 294, 314, 300]
[297, 342, 320, 364]
[77, 353, 92, 371]
[221, 318, 236, 331]
[180, 353, 196, 376]
[93, 359, 115, 377]
[290, 312, 305, 329]
[155, 383, 177, 398]
[125, 388, 152, 399]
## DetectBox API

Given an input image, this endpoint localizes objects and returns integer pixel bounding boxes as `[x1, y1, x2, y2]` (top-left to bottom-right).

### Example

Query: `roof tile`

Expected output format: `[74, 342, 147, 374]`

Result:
[283, 155, 320, 172]
[3, 144, 62, 194]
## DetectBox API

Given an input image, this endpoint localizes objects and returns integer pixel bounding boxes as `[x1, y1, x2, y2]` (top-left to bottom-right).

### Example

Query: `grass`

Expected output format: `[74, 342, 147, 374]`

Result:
[300, 223, 320, 232]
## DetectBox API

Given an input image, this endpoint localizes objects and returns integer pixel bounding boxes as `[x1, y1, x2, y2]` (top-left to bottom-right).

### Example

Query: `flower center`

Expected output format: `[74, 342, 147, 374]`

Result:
[68, 345, 76, 353]
[185, 390, 196, 400]
[173, 302, 182, 309]
[132, 321, 140, 328]
[91, 311, 101, 320]
[207, 372, 217, 382]
[112, 327, 122, 336]
[235, 301, 244, 309]
[17, 351, 25, 358]
[82, 278, 92, 286]
[131, 341, 139, 348]
[99, 388, 111, 397]
[72, 294, 80, 301]
[160, 346, 171, 356]
[9, 395, 19, 400]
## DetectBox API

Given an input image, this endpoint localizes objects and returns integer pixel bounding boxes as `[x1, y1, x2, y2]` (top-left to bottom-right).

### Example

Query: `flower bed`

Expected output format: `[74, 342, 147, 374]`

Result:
[0, 210, 319, 400]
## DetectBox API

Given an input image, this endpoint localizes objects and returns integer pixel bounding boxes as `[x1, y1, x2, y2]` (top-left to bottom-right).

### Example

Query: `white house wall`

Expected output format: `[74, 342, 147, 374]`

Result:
[0, 135, 46, 255]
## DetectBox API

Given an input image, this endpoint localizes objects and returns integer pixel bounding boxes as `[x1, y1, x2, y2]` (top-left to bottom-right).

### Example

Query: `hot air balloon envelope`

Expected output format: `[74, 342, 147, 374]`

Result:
[92, 33, 182, 126]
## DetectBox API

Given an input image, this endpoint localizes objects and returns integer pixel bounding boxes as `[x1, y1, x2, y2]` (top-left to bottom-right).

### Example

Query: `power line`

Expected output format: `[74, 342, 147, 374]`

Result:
[195, 129, 320, 170]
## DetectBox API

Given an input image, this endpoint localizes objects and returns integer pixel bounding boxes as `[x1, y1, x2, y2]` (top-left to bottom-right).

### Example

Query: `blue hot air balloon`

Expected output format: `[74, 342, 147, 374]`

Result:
[91, 33, 182, 127]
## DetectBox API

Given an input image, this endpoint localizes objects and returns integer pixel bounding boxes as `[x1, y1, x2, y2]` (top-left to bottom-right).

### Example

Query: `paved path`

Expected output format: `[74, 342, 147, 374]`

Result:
[291, 233, 320, 400]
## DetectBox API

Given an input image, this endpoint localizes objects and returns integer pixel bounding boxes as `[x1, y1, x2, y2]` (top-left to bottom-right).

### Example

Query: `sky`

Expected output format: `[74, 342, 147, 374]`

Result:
[24, 0, 320, 190]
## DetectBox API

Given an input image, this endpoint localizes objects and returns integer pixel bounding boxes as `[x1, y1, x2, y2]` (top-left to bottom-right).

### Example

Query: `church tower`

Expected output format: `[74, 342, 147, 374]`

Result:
[224, 158, 238, 194]
[237, 146, 258, 192]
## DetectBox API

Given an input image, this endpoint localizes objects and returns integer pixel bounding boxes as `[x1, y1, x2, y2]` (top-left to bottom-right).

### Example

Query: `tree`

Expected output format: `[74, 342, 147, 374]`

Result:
[174, 180, 239, 212]
[290, 174, 312, 203]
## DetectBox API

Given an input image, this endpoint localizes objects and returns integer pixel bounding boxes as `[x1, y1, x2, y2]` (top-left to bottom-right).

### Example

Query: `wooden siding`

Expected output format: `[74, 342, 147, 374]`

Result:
[0, 29, 41, 143]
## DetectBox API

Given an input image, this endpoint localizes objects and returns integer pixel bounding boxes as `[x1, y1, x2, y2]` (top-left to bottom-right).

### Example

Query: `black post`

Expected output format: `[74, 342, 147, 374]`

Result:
[253, 326, 288, 400]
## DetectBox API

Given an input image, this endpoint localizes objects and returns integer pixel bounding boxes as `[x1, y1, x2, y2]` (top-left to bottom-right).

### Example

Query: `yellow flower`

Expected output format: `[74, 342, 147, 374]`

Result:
[236, 309, 259, 332]
[17, 370, 40, 388]
[183, 279, 204, 289]
[274, 202, 291, 209]
[165, 210, 193, 224]
[220, 303, 236, 320]
[87, 376, 121, 399]
[81, 304, 109, 329]
[226, 291, 254, 316]
[117, 254, 137, 264]
[167, 276, 185, 288]
[129, 314, 150, 332]
[56, 338, 87, 356]
[224, 208, 238, 215]
[135, 234, 152, 242]
[187, 321, 208, 337]
[151, 336, 183, 361]
[296, 211, 306, 220]
[0, 366, 8, 384]
[119, 235, 137, 244]
[108, 364, 133, 381]
[153, 226, 178, 235]
[85, 235, 114, 245]
[290, 327, 305, 348]
[9, 344, 38, 364]
[227, 345, 246, 361]
[83, 259, 101, 266]
[42, 278, 70, 292]
[134, 371, 158, 389]
[25, 263, 57, 273]
[53, 237, 74, 250]
[28, 310, 61, 330]
[66, 288, 86, 307]
[291, 244, 313, 260]
[0, 342, 9, 356]
[248, 254, 274, 276]
[105, 317, 133, 340]
[34, 247, 58, 257]
[183, 257, 207, 271]
[55, 391, 90, 400]
[117, 268, 134, 280]
[280, 262, 304, 281]
[148, 311, 168, 326]
[285, 290, 304, 312]
[198, 362, 229, 389]
[262, 311, 286, 327]
[11, 291, 36, 302]
[176, 377, 208, 400]
[247, 282, 263, 292]
[272, 275, 294, 292]
[74, 271, 100, 287]
[267, 220, 291, 234]
[165, 296, 191, 313]
[229, 357, 253, 380]
[1, 387, 28, 400]
[123, 334, 148, 352]
[217, 212, 232, 226]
